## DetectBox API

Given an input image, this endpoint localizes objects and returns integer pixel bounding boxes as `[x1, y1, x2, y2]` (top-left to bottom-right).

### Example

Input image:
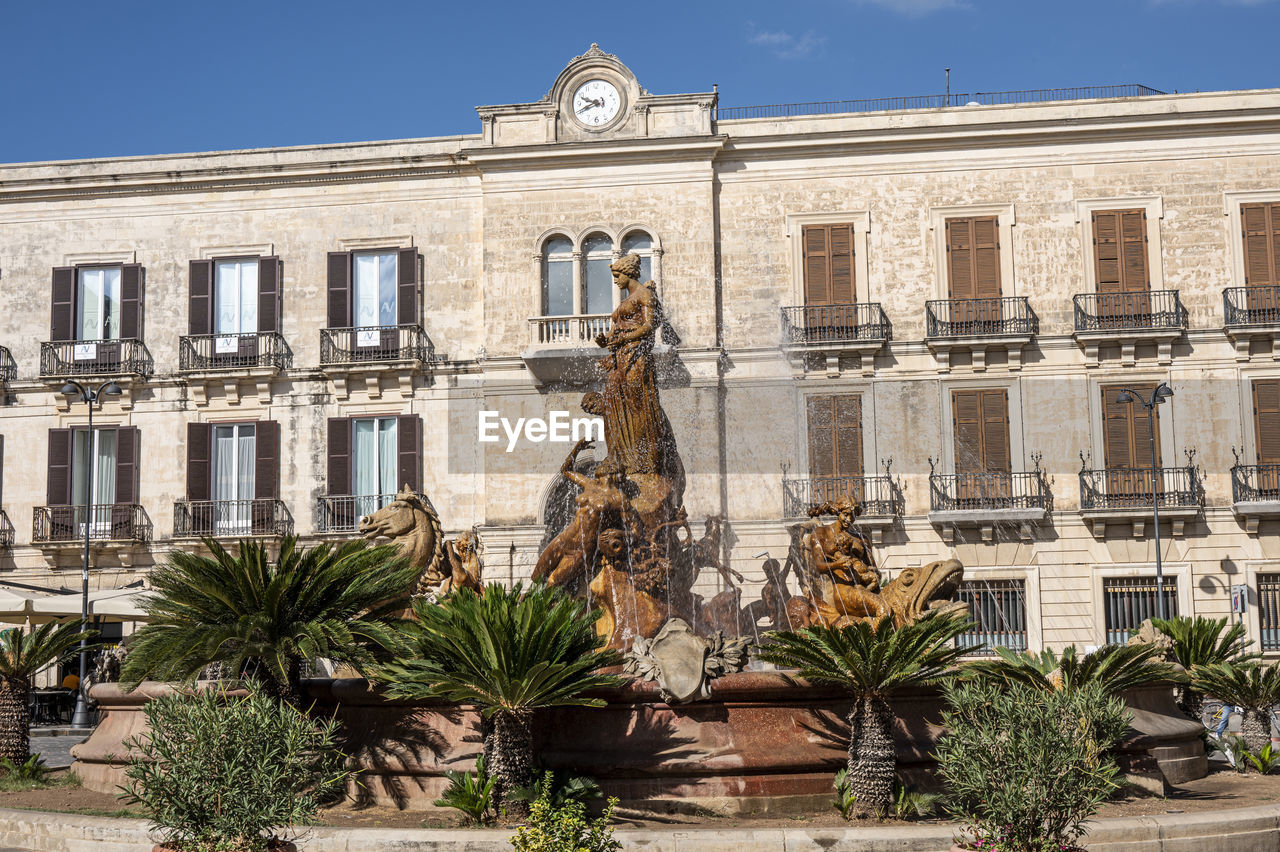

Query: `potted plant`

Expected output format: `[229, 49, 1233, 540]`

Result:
[122, 686, 349, 852]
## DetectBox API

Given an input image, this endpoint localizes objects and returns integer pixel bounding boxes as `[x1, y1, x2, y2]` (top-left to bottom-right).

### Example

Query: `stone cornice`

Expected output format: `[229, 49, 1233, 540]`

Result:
[460, 135, 727, 172]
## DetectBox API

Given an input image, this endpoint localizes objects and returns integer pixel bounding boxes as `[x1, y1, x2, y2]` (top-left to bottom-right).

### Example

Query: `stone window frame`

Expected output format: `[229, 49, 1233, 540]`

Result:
[1084, 371, 1178, 472]
[928, 203, 1017, 300]
[936, 374, 1029, 477]
[1233, 368, 1280, 468]
[1090, 562, 1192, 649]
[198, 243, 275, 260]
[952, 565, 1045, 655]
[1223, 189, 1280, 290]
[62, 250, 136, 266]
[783, 210, 872, 305]
[1240, 559, 1278, 654]
[531, 225, 664, 317]
[793, 380, 879, 479]
[1074, 196, 1166, 293]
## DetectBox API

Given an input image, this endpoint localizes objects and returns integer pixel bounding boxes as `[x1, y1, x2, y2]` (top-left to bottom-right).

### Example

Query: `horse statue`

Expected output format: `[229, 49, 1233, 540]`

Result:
[356, 485, 450, 596]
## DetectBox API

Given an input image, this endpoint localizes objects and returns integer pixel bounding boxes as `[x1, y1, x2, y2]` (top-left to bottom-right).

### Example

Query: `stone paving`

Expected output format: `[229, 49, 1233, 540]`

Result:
[28, 735, 88, 769]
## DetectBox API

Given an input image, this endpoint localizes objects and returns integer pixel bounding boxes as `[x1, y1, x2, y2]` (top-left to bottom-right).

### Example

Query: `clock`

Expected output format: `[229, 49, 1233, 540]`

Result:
[571, 78, 622, 128]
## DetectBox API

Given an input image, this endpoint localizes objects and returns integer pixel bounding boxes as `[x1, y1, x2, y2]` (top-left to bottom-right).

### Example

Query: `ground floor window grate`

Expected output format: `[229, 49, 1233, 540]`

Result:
[957, 579, 1027, 653]
[1259, 574, 1280, 652]
[1103, 576, 1177, 645]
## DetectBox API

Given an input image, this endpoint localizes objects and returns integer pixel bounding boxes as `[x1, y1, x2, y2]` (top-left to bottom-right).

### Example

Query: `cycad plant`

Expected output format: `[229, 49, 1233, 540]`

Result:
[757, 611, 971, 817]
[1190, 661, 1280, 754]
[1152, 616, 1258, 720]
[0, 621, 96, 765]
[121, 536, 417, 706]
[374, 582, 622, 816]
[964, 642, 1180, 696]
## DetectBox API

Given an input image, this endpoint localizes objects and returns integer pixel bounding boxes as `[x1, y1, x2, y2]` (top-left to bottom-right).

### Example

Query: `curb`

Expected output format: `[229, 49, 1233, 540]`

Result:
[0, 804, 1276, 852]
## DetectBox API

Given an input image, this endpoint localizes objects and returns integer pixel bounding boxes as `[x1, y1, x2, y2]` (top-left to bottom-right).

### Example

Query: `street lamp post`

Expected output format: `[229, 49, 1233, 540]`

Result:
[1117, 382, 1175, 620]
[60, 379, 122, 729]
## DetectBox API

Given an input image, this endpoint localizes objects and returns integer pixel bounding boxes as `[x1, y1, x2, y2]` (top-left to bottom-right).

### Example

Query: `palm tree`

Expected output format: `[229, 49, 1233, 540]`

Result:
[0, 621, 96, 765]
[374, 582, 622, 816]
[1152, 616, 1258, 720]
[121, 536, 417, 706]
[1190, 661, 1280, 754]
[965, 643, 1181, 696]
[757, 611, 971, 817]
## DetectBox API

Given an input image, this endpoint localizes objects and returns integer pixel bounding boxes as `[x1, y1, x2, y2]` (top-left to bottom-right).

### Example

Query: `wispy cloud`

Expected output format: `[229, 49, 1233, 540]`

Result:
[850, 0, 967, 15]
[746, 25, 826, 60]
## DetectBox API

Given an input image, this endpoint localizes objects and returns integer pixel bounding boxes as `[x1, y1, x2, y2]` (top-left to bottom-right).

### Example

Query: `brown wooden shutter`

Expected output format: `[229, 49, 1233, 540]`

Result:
[327, 417, 350, 495]
[327, 252, 352, 328]
[952, 389, 1009, 473]
[807, 395, 835, 476]
[982, 390, 1011, 473]
[254, 420, 280, 499]
[946, 217, 1001, 300]
[1120, 210, 1149, 293]
[114, 427, 140, 504]
[1253, 380, 1280, 466]
[1243, 203, 1280, 288]
[189, 260, 213, 336]
[1102, 384, 1161, 469]
[806, 395, 862, 477]
[120, 264, 144, 340]
[801, 224, 855, 306]
[186, 422, 211, 501]
[47, 429, 72, 505]
[946, 218, 975, 299]
[397, 248, 420, 326]
[397, 415, 422, 492]
[973, 217, 1001, 299]
[257, 256, 282, 333]
[52, 267, 76, 342]
[1093, 209, 1149, 296]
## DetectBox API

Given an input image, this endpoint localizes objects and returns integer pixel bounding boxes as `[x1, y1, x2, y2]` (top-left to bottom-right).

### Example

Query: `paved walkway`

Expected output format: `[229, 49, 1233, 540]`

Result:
[28, 735, 87, 770]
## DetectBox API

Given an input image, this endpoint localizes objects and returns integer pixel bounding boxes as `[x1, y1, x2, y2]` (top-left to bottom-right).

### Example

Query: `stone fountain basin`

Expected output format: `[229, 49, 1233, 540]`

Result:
[71, 673, 1204, 813]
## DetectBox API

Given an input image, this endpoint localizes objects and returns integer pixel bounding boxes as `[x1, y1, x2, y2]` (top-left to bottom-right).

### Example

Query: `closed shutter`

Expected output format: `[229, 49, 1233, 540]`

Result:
[973, 217, 1001, 299]
[1253, 380, 1280, 465]
[397, 248, 420, 327]
[254, 420, 279, 499]
[47, 429, 73, 505]
[802, 224, 855, 305]
[1102, 384, 1161, 470]
[120, 265, 144, 340]
[397, 414, 422, 492]
[189, 260, 213, 336]
[257, 256, 282, 334]
[327, 417, 350, 495]
[952, 389, 1009, 474]
[51, 268, 75, 342]
[186, 423, 211, 501]
[115, 427, 140, 504]
[1093, 210, 1149, 294]
[1243, 203, 1280, 288]
[806, 394, 863, 505]
[327, 252, 352, 328]
[946, 217, 1002, 300]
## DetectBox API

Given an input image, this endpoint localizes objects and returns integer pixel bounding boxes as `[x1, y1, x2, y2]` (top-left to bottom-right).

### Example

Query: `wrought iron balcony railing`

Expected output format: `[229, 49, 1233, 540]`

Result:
[33, 504, 152, 544]
[528, 314, 613, 346]
[173, 499, 294, 538]
[1079, 466, 1202, 511]
[1224, 285, 1280, 328]
[39, 339, 153, 379]
[929, 471, 1052, 512]
[0, 510, 13, 548]
[1231, 463, 1280, 503]
[179, 332, 291, 372]
[1073, 290, 1186, 333]
[320, 325, 432, 366]
[780, 303, 891, 345]
[782, 474, 902, 519]
[0, 346, 15, 383]
[925, 297, 1037, 339]
[316, 494, 397, 533]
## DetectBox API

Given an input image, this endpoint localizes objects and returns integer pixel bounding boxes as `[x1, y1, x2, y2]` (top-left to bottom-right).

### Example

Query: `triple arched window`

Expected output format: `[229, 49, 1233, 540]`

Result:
[538, 228, 660, 317]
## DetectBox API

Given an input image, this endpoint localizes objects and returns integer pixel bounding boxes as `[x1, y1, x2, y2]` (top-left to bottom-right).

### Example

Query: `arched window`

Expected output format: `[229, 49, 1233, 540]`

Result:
[541, 236, 573, 316]
[621, 231, 655, 284]
[582, 233, 614, 315]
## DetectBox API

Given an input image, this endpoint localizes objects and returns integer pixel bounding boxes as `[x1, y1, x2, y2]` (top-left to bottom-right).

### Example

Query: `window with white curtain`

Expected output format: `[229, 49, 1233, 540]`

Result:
[212, 424, 256, 534]
[76, 267, 121, 341]
[214, 259, 259, 335]
[353, 252, 398, 328]
[71, 428, 116, 534]
[582, 233, 614, 315]
[621, 231, 654, 284]
[541, 236, 573, 316]
[352, 417, 397, 518]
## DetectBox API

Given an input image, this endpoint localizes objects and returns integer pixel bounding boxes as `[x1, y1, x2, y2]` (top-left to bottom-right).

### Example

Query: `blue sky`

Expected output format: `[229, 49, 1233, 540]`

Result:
[2, 0, 1277, 164]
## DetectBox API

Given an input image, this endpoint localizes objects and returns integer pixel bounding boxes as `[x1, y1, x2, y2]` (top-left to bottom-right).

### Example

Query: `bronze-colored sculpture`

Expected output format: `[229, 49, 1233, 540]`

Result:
[358, 486, 484, 598]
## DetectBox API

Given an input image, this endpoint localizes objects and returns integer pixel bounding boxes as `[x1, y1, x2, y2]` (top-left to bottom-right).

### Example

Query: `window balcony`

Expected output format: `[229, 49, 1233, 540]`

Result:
[782, 473, 901, 542]
[0, 510, 13, 549]
[1230, 463, 1280, 534]
[924, 297, 1036, 373]
[179, 332, 292, 405]
[0, 346, 15, 385]
[522, 314, 612, 387]
[173, 499, 294, 539]
[319, 324, 433, 400]
[316, 494, 395, 534]
[779, 303, 890, 376]
[40, 339, 152, 409]
[1079, 466, 1202, 538]
[927, 471, 1051, 543]
[1072, 290, 1186, 367]
[1223, 286, 1280, 361]
[32, 504, 152, 558]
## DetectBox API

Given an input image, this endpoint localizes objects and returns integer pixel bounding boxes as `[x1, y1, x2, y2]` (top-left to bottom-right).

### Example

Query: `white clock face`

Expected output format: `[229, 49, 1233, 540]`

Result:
[572, 79, 621, 127]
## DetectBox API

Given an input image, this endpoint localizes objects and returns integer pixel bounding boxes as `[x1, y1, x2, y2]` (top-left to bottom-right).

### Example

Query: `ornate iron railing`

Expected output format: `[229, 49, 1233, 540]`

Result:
[957, 579, 1027, 653]
[179, 332, 291, 372]
[319, 325, 432, 366]
[1224, 285, 1280, 328]
[0, 510, 13, 548]
[1259, 573, 1280, 652]
[1231, 463, 1280, 503]
[39, 339, 153, 378]
[929, 471, 1051, 512]
[714, 84, 1166, 121]
[0, 346, 15, 383]
[1079, 466, 1202, 511]
[1103, 576, 1178, 645]
[32, 504, 151, 544]
[782, 474, 901, 518]
[925, 297, 1037, 338]
[1073, 290, 1185, 333]
[316, 494, 397, 533]
[528, 314, 613, 346]
[780, 303, 891, 345]
[173, 499, 294, 538]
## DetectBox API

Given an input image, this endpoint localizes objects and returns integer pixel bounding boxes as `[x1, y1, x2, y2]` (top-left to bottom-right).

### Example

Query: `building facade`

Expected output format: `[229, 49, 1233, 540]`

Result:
[3, 45, 1280, 655]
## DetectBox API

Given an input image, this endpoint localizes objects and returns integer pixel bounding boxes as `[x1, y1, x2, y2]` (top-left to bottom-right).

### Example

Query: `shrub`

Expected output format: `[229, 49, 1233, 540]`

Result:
[434, 755, 496, 825]
[122, 688, 350, 852]
[0, 754, 61, 792]
[891, 778, 943, 820]
[831, 769, 858, 820]
[509, 769, 602, 809]
[509, 775, 620, 852]
[1246, 742, 1280, 775]
[936, 680, 1129, 852]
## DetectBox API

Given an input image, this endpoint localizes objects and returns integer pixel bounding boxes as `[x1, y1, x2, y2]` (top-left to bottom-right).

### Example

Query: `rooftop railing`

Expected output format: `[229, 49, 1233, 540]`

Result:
[39, 339, 153, 379]
[782, 474, 902, 519]
[1224, 285, 1280, 328]
[925, 296, 1037, 339]
[320, 324, 432, 366]
[33, 504, 152, 544]
[780, 303, 891, 345]
[179, 332, 291, 372]
[173, 499, 294, 538]
[1073, 290, 1186, 333]
[1079, 466, 1202, 511]
[929, 471, 1052, 513]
